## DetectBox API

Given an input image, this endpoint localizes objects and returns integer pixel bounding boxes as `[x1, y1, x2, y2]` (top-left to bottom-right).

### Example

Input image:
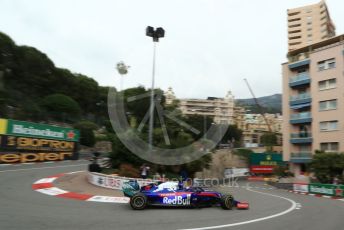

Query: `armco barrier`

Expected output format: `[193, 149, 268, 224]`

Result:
[308, 183, 344, 197]
[293, 183, 309, 193]
[87, 172, 161, 190]
[291, 182, 344, 197]
[269, 182, 293, 190]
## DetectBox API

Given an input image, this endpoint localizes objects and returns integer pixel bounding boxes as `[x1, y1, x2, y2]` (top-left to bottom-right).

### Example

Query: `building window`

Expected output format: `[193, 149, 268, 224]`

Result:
[319, 99, 337, 111]
[318, 58, 336, 71]
[300, 145, 311, 152]
[319, 78, 336, 90]
[320, 142, 339, 152]
[320, 121, 338, 131]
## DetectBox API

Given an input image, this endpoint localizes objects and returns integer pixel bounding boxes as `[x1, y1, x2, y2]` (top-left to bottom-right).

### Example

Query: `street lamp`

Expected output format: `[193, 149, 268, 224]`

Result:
[146, 26, 165, 151]
[116, 61, 130, 92]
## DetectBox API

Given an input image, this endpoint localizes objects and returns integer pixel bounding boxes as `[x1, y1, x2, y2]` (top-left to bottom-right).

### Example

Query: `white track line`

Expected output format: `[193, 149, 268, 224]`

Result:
[0, 164, 87, 173]
[178, 183, 297, 230]
[67, 171, 85, 174]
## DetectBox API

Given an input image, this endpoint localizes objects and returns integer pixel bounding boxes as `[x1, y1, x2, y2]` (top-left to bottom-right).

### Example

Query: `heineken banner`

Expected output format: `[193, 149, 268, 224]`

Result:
[0, 118, 79, 163]
[0, 118, 79, 141]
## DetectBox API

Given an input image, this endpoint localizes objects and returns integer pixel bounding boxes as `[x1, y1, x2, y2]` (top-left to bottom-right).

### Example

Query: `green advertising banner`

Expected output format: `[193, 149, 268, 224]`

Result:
[1, 119, 79, 142]
[308, 183, 344, 197]
[250, 153, 284, 166]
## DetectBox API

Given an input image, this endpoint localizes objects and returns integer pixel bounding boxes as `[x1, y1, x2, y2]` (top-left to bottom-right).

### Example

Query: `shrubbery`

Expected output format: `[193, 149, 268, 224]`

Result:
[118, 164, 140, 178]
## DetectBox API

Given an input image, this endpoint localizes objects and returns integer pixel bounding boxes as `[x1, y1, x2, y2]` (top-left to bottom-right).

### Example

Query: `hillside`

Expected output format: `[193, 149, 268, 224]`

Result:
[236, 94, 282, 114]
[0, 31, 109, 124]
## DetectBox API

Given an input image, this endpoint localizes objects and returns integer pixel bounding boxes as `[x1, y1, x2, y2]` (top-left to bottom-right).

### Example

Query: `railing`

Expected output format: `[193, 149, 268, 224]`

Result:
[289, 73, 310, 83]
[291, 152, 312, 158]
[290, 133, 312, 138]
[290, 112, 311, 120]
[290, 93, 311, 101]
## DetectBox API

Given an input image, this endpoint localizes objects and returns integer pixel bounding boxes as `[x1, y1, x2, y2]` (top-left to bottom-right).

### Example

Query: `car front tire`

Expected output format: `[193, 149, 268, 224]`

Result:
[220, 195, 233, 210]
[130, 193, 148, 210]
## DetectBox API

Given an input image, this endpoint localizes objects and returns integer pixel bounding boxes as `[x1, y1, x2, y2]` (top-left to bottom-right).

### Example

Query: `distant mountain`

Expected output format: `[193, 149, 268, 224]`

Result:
[236, 94, 282, 114]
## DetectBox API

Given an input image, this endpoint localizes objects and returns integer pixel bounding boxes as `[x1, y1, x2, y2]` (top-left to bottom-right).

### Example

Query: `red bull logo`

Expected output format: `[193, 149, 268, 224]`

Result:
[162, 194, 191, 205]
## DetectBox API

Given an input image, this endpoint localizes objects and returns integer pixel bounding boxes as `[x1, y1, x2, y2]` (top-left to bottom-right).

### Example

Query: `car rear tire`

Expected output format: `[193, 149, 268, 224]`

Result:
[130, 193, 147, 210]
[220, 195, 233, 210]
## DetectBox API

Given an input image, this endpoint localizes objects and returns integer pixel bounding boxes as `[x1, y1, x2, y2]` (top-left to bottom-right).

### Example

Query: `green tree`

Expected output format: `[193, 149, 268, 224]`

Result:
[310, 152, 344, 184]
[107, 132, 145, 168]
[106, 86, 216, 175]
[184, 114, 213, 140]
[219, 124, 242, 147]
[0, 32, 109, 124]
[74, 121, 98, 147]
[41, 93, 81, 121]
[260, 132, 277, 151]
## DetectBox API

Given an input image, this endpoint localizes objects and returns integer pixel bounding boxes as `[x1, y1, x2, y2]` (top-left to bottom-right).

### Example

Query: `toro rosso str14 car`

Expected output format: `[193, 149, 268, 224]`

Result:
[122, 181, 249, 210]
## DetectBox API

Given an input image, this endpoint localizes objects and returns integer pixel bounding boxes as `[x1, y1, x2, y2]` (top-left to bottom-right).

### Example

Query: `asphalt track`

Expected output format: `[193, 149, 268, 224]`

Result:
[0, 161, 343, 230]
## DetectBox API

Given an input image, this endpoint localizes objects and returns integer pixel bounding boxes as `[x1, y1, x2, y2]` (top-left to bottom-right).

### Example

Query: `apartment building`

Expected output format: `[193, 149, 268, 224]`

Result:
[288, 0, 335, 51]
[243, 113, 283, 148]
[282, 34, 344, 175]
[233, 106, 246, 130]
[179, 91, 235, 124]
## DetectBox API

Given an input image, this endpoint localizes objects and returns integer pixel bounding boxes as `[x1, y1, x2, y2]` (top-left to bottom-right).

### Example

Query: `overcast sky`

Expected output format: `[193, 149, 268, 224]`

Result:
[1, 0, 343, 99]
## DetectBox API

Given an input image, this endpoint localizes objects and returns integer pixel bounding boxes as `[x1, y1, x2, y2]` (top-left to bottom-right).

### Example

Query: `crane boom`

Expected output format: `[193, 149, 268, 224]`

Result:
[243, 78, 272, 132]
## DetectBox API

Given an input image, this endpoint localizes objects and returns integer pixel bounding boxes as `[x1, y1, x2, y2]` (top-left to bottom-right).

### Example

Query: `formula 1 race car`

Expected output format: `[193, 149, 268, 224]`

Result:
[122, 180, 249, 210]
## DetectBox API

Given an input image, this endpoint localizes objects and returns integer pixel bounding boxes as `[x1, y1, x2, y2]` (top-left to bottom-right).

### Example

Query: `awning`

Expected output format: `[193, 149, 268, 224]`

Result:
[290, 103, 311, 110]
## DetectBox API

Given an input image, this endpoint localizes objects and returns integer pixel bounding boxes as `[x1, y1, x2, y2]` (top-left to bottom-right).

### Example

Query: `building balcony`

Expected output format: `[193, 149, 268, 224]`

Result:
[288, 59, 310, 69]
[290, 93, 311, 106]
[290, 133, 313, 144]
[290, 112, 312, 124]
[289, 73, 311, 87]
[290, 152, 312, 163]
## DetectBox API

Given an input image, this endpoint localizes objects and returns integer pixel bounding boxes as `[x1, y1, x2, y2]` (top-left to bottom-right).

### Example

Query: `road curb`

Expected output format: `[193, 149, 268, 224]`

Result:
[32, 172, 129, 204]
[288, 190, 344, 201]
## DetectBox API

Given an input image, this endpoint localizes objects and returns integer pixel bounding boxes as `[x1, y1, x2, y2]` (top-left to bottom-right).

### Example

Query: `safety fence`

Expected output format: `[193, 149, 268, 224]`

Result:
[293, 182, 344, 197]
[87, 172, 161, 190]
